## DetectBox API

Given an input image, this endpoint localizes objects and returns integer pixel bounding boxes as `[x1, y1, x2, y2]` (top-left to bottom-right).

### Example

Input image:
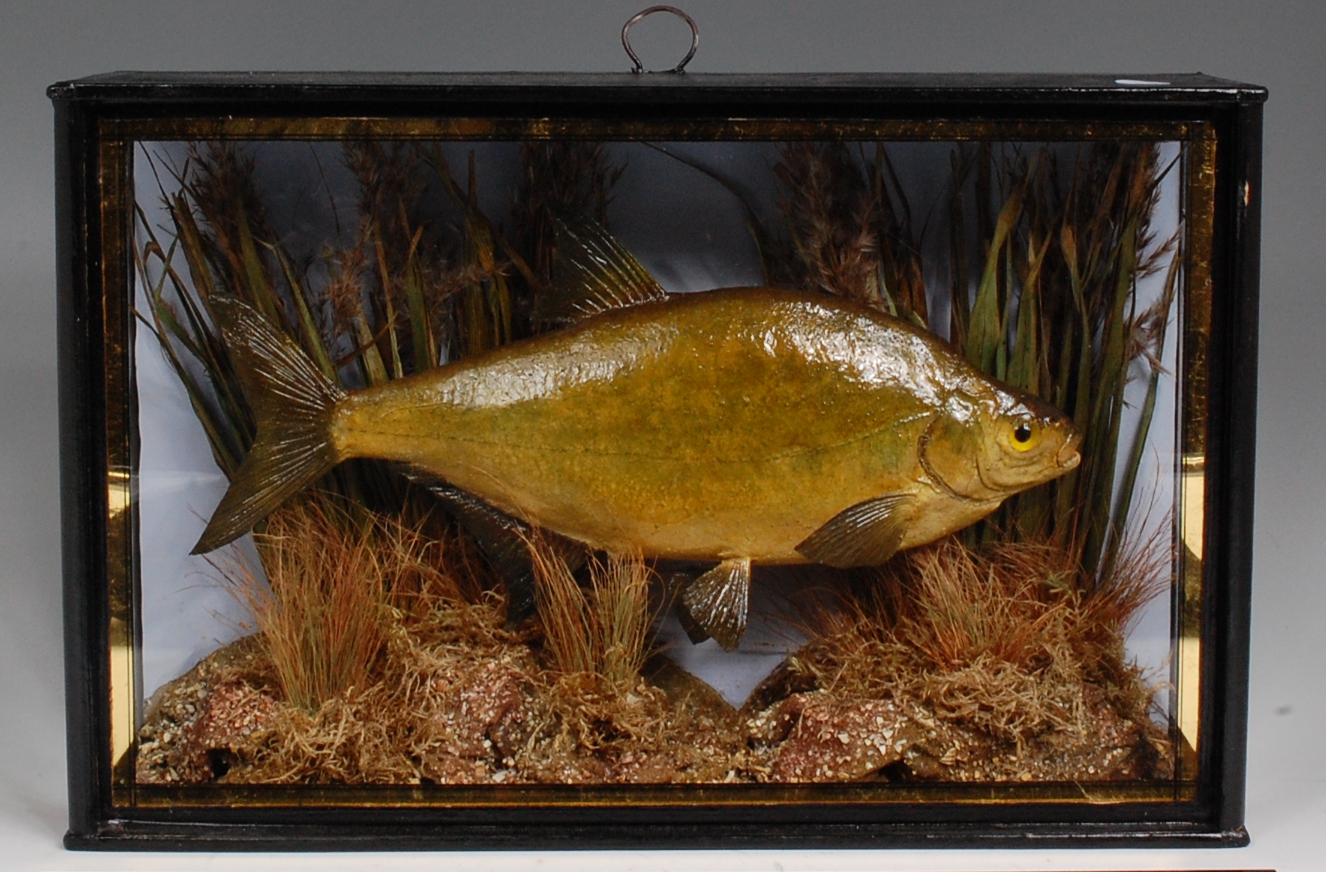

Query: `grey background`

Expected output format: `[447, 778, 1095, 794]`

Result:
[0, 2, 1318, 870]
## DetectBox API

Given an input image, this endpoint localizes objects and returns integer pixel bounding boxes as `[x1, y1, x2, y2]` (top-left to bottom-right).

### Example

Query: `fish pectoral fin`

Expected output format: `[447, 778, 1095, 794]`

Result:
[677, 558, 752, 652]
[795, 493, 918, 568]
[535, 213, 668, 325]
[397, 464, 585, 623]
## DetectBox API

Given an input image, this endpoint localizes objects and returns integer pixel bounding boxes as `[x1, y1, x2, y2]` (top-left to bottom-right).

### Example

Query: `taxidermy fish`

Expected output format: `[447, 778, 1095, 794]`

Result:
[194, 219, 1081, 650]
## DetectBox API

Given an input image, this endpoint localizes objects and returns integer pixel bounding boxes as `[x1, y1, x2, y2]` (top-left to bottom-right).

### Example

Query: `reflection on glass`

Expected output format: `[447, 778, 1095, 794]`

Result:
[1177, 453, 1205, 777]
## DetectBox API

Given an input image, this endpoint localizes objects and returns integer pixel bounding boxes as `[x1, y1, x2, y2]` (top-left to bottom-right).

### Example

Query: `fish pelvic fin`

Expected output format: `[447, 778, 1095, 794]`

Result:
[678, 557, 752, 652]
[666, 570, 711, 645]
[192, 296, 347, 554]
[534, 214, 667, 325]
[795, 493, 917, 568]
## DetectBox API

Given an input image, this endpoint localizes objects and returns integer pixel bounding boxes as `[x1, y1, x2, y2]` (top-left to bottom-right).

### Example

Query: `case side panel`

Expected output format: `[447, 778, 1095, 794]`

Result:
[55, 95, 114, 842]
[1213, 98, 1262, 837]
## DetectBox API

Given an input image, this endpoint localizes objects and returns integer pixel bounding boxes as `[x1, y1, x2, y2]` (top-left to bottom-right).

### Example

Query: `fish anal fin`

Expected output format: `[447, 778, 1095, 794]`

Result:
[536, 214, 667, 325]
[678, 558, 751, 652]
[397, 464, 584, 623]
[795, 493, 917, 569]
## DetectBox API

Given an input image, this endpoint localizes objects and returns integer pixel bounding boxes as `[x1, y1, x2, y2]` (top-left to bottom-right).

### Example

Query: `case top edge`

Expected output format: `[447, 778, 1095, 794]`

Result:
[47, 71, 1267, 103]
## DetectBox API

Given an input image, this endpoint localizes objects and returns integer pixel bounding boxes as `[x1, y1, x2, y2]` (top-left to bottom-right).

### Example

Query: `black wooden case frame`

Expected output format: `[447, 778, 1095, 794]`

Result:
[51, 73, 1264, 850]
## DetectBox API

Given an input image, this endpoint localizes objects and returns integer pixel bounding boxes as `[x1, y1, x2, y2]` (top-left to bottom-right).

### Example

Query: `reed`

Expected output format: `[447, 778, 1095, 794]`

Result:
[963, 143, 1180, 584]
[513, 141, 624, 324]
[135, 141, 523, 516]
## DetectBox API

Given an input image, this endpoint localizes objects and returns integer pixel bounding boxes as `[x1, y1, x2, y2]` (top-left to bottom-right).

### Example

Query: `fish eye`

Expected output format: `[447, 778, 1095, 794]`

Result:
[1010, 420, 1039, 451]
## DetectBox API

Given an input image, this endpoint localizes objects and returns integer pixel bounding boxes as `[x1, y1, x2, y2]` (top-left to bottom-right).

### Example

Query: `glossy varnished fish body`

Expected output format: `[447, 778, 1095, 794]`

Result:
[331, 287, 1075, 563]
[195, 218, 1080, 650]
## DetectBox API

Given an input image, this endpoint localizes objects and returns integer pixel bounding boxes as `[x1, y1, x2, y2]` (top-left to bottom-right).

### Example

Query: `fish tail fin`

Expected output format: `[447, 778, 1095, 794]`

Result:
[192, 297, 347, 554]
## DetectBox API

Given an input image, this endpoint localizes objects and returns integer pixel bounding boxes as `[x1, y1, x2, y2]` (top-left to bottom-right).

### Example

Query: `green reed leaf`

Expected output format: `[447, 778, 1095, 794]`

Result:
[403, 226, 438, 372]
[965, 186, 1022, 374]
[268, 244, 338, 382]
[234, 204, 285, 330]
[169, 193, 219, 304]
[1102, 239, 1181, 579]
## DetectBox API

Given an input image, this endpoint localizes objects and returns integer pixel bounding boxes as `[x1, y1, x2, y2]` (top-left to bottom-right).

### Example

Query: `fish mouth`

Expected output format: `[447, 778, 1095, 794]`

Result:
[1057, 441, 1082, 471]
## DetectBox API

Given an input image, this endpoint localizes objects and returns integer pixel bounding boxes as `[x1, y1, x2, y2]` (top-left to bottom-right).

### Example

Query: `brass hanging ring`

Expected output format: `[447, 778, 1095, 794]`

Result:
[621, 6, 699, 74]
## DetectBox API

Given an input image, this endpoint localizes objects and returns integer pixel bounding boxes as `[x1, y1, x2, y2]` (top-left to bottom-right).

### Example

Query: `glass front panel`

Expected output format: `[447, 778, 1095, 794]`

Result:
[108, 121, 1211, 806]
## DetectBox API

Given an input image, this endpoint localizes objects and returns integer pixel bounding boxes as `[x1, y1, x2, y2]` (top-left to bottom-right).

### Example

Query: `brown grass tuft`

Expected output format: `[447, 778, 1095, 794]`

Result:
[790, 531, 1169, 746]
[217, 493, 484, 713]
[898, 538, 1079, 669]
[239, 594, 524, 784]
[218, 497, 388, 712]
[526, 534, 655, 690]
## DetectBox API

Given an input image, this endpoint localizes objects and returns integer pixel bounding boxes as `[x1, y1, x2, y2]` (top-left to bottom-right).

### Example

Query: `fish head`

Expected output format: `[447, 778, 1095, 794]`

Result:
[921, 379, 1081, 501]
[976, 388, 1081, 492]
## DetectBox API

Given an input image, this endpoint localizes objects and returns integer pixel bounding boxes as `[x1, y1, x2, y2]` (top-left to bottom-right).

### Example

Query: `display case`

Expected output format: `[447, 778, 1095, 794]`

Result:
[51, 72, 1264, 849]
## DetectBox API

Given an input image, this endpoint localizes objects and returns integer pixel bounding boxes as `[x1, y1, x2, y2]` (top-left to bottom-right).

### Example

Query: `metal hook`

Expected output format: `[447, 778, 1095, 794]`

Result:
[621, 6, 699, 74]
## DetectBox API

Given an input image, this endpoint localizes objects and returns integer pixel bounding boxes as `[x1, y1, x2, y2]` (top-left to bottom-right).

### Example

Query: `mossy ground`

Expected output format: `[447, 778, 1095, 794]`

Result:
[136, 537, 1172, 787]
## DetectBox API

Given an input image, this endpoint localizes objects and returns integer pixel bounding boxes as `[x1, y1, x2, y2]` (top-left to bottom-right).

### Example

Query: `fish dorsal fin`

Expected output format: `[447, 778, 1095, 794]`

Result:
[795, 493, 917, 568]
[535, 214, 667, 324]
[678, 557, 752, 652]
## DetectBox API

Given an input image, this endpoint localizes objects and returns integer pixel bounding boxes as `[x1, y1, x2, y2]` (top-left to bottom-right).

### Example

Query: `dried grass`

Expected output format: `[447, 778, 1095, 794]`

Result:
[202, 502, 697, 785]
[238, 595, 527, 784]
[153, 516, 1169, 785]
[527, 534, 655, 690]
[790, 530, 1169, 746]
[209, 495, 529, 783]
[217, 493, 486, 713]
[593, 553, 654, 689]
[514, 142, 624, 293]
[218, 496, 387, 713]
[187, 523, 736, 784]
[774, 142, 887, 310]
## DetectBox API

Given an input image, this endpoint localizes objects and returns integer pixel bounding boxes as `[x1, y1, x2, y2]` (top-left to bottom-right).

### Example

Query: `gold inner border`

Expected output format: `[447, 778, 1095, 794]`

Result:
[128, 779, 1190, 810]
[1176, 131, 1217, 783]
[99, 115, 1215, 810]
[102, 136, 139, 807]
